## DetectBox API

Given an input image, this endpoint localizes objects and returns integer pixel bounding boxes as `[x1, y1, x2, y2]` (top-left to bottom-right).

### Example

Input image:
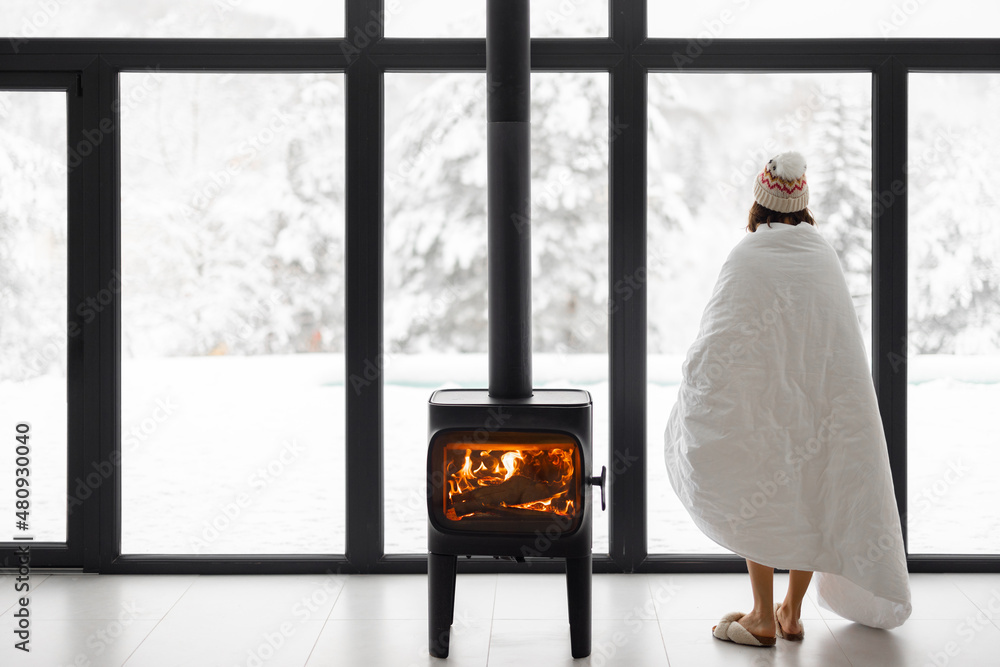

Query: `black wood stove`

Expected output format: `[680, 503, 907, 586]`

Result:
[426, 0, 607, 659]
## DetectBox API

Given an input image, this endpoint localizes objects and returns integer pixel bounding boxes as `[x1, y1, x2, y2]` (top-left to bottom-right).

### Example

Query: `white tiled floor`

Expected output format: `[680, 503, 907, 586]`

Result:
[1, 571, 999, 666]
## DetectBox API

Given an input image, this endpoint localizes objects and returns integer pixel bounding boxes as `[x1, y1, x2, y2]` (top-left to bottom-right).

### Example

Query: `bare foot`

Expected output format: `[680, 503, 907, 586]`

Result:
[776, 603, 803, 635]
[735, 609, 776, 639]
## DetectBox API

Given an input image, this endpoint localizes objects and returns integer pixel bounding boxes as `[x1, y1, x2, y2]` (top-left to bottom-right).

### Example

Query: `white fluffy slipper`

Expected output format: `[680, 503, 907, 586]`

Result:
[712, 611, 776, 647]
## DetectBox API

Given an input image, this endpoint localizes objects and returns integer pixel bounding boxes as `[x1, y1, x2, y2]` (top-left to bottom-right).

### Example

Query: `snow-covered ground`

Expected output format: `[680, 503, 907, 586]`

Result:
[0, 372, 68, 543]
[2, 353, 998, 555]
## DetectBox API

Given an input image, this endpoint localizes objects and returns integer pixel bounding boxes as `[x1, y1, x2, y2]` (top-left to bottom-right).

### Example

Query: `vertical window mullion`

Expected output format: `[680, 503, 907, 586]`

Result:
[609, 0, 647, 572]
[872, 56, 909, 552]
[76, 59, 103, 570]
[345, 0, 385, 572]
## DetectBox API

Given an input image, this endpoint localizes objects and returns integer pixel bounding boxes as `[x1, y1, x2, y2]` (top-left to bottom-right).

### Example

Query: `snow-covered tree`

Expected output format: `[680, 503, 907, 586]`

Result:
[645, 73, 874, 354]
[807, 81, 874, 334]
[120, 71, 346, 358]
[646, 73, 717, 353]
[270, 75, 348, 353]
[908, 76, 1000, 354]
[385, 71, 614, 354]
[0, 95, 67, 380]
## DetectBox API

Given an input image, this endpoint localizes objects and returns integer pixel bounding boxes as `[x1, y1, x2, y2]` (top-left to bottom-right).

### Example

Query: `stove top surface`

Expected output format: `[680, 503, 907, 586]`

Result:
[429, 388, 592, 407]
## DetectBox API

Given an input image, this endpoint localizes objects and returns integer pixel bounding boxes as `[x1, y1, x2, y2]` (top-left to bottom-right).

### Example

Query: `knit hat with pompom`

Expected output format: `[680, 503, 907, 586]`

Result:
[753, 151, 809, 213]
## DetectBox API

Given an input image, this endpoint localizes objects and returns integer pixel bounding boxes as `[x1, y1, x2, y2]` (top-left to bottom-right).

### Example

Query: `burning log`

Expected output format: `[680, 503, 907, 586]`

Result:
[452, 475, 568, 516]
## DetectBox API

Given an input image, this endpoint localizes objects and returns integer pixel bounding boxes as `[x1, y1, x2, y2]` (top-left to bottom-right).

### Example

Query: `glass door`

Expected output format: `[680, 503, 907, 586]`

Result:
[0, 73, 86, 567]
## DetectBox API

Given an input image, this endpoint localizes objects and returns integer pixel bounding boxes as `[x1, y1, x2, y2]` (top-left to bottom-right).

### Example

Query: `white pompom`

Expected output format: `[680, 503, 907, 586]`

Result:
[768, 151, 807, 180]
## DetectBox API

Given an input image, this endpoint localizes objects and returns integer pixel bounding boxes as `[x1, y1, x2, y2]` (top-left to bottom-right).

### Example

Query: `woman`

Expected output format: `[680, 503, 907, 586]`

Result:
[664, 152, 912, 647]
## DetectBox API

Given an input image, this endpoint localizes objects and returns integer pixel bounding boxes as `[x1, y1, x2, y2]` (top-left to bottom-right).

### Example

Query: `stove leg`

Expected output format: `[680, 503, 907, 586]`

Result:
[566, 554, 592, 659]
[429, 552, 458, 658]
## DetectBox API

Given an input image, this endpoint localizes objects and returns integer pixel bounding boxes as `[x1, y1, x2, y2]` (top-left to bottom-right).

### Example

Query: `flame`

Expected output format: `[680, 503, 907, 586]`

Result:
[500, 451, 522, 480]
[442, 442, 578, 522]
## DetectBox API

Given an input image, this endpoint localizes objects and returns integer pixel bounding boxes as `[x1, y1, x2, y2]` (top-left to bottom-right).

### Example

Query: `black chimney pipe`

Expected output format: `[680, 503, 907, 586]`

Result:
[487, 0, 532, 399]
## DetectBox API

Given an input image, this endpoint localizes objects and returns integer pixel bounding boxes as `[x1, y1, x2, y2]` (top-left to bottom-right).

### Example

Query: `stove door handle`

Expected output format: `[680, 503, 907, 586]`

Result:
[589, 466, 607, 511]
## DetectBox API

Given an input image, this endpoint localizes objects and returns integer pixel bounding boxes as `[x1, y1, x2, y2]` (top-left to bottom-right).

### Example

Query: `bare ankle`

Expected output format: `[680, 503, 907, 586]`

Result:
[780, 601, 802, 618]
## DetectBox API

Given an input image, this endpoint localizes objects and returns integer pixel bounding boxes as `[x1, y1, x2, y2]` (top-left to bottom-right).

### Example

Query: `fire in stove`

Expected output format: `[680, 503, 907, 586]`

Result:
[435, 431, 582, 527]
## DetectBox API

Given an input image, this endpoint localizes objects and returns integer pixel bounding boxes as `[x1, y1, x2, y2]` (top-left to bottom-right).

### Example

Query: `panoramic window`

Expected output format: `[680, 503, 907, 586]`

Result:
[4, 0, 999, 576]
[119, 72, 346, 554]
[0, 90, 68, 544]
[907, 72, 1000, 555]
[646, 72, 873, 553]
[383, 71, 610, 555]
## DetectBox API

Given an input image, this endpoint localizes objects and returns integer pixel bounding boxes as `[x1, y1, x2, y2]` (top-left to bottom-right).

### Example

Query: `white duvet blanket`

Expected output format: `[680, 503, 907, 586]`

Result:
[663, 221, 912, 629]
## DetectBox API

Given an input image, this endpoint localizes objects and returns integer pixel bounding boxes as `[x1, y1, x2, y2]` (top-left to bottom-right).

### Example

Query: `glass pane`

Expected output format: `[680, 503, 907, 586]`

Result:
[647, 72, 872, 553]
[533, 71, 609, 558]
[0, 91, 67, 544]
[385, 0, 607, 37]
[0, 0, 343, 38]
[908, 73, 1000, 554]
[649, 0, 1000, 38]
[384, 72, 610, 555]
[120, 72, 346, 554]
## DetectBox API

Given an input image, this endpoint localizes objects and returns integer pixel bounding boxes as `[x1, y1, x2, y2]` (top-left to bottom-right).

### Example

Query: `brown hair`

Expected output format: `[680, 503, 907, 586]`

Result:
[747, 201, 816, 232]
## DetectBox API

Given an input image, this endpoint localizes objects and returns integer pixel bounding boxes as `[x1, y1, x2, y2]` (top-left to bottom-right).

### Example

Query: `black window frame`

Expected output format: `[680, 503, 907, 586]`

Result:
[0, 0, 998, 574]
[0, 67, 95, 569]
